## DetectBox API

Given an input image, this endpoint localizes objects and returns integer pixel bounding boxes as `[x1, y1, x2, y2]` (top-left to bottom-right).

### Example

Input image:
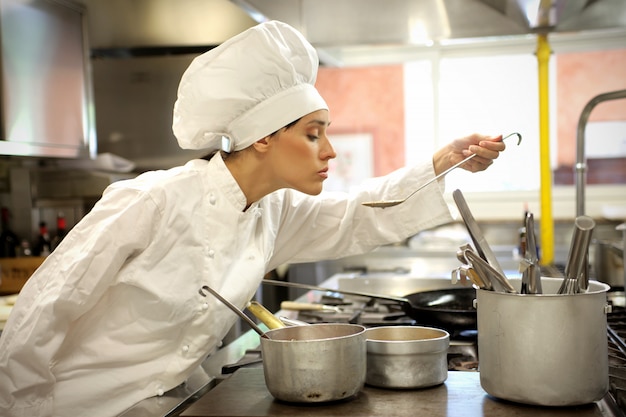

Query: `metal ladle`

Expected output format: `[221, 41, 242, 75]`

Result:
[199, 284, 270, 339]
[361, 132, 522, 208]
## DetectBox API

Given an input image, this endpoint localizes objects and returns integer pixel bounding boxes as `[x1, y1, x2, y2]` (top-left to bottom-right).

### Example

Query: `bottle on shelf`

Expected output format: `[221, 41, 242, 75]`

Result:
[19, 239, 33, 257]
[0, 207, 19, 258]
[51, 212, 67, 252]
[33, 222, 52, 257]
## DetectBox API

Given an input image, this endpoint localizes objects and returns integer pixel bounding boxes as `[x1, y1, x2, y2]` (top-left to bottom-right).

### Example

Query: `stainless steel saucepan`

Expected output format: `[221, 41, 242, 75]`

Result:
[200, 283, 366, 403]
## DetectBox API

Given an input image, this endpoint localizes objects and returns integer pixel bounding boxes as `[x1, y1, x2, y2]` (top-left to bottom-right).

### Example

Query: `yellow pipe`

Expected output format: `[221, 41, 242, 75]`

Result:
[536, 34, 554, 266]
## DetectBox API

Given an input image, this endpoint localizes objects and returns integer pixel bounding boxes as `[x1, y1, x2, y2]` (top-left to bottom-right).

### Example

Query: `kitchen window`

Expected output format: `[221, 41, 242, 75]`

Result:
[403, 39, 626, 220]
[405, 53, 548, 193]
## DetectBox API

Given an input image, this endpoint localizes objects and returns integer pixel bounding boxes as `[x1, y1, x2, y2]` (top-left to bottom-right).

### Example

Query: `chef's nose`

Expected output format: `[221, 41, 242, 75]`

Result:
[321, 137, 336, 160]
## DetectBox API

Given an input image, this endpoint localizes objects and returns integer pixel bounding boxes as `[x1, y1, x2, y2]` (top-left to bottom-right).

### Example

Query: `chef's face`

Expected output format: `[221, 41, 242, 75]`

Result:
[269, 109, 336, 195]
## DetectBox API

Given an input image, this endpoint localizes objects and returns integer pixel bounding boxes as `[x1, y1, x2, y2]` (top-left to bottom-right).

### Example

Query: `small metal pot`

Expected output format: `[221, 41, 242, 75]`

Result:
[477, 277, 610, 406]
[364, 326, 449, 389]
[260, 323, 366, 403]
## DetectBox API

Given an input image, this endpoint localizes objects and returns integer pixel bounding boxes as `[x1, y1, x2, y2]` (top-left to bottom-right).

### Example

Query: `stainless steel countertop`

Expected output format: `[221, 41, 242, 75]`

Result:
[181, 367, 620, 417]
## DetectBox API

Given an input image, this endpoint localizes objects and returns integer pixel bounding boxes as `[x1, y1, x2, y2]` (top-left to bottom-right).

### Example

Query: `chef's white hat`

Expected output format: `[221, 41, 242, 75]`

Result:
[172, 20, 328, 152]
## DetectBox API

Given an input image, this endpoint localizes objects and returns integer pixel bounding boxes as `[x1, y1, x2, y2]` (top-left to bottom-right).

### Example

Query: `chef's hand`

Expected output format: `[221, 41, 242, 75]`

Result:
[432, 133, 505, 175]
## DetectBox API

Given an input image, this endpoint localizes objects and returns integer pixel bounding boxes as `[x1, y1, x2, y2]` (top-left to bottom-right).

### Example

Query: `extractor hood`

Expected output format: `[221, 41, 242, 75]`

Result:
[232, 0, 626, 43]
[230, 0, 626, 65]
[78, 0, 256, 52]
[79, 0, 626, 61]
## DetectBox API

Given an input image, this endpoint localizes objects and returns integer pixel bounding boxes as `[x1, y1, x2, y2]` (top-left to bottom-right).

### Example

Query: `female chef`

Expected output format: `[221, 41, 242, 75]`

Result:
[0, 20, 505, 417]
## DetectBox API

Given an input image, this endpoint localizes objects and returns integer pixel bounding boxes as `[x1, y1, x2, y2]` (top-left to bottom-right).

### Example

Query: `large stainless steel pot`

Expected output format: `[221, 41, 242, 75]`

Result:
[476, 277, 610, 406]
[260, 323, 366, 403]
[365, 326, 449, 389]
[593, 239, 624, 288]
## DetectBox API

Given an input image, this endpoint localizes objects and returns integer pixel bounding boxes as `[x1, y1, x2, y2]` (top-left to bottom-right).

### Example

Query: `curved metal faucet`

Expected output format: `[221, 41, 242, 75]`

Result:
[576, 89, 626, 216]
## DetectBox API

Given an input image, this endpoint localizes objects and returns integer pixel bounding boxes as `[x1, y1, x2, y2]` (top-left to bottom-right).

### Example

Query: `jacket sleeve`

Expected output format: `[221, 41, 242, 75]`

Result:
[266, 161, 454, 270]
[0, 186, 159, 416]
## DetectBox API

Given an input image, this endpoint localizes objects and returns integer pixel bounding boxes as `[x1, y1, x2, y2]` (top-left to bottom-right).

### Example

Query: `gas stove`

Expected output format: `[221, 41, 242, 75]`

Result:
[607, 303, 626, 414]
[285, 291, 479, 372]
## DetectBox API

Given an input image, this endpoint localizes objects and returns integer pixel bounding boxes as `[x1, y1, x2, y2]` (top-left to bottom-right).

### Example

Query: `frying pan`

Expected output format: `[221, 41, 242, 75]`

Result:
[402, 287, 476, 331]
[262, 279, 477, 331]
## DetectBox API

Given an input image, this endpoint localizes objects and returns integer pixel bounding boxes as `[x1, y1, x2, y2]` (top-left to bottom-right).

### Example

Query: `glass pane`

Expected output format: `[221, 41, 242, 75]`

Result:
[437, 54, 549, 192]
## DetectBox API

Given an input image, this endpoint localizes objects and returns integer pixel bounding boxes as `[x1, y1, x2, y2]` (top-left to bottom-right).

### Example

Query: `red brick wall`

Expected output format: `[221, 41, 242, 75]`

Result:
[555, 49, 626, 184]
[314, 48, 626, 183]
[316, 65, 405, 176]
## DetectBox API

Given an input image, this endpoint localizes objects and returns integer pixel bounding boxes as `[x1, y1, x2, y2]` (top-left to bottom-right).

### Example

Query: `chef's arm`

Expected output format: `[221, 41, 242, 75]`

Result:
[267, 159, 453, 269]
[0, 188, 157, 415]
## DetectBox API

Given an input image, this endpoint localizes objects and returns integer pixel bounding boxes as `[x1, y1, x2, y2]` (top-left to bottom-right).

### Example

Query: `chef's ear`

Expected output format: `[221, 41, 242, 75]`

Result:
[252, 136, 272, 153]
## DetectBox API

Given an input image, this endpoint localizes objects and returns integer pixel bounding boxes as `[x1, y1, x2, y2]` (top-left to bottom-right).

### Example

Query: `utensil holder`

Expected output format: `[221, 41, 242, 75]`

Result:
[476, 277, 610, 406]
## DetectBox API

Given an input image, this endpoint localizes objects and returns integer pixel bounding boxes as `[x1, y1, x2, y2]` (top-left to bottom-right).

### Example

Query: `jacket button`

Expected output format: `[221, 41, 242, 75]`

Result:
[156, 388, 164, 396]
[201, 302, 209, 310]
[182, 345, 190, 353]
[209, 194, 217, 205]
[208, 249, 215, 258]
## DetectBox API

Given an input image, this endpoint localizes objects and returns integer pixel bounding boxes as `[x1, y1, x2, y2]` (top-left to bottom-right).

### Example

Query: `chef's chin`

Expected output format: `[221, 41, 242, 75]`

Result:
[298, 183, 324, 196]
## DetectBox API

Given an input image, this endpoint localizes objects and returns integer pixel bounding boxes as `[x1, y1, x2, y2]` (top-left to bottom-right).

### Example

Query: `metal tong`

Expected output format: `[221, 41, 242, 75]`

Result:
[457, 245, 516, 293]
[454, 244, 493, 291]
[520, 212, 542, 294]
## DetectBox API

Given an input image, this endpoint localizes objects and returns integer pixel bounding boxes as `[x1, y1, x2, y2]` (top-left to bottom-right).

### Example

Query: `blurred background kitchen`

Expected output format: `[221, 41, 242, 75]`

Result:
[0, 0, 624, 305]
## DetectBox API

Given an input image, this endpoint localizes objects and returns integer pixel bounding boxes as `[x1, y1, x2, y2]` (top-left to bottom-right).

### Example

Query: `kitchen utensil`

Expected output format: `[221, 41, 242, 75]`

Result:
[576, 216, 596, 292]
[452, 264, 490, 290]
[262, 279, 478, 331]
[278, 316, 310, 326]
[261, 323, 366, 403]
[280, 301, 342, 313]
[453, 188, 506, 276]
[246, 301, 285, 329]
[465, 267, 489, 290]
[455, 243, 493, 290]
[198, 285, 269, 339]
[477, 277, 610, 406]
[362, 132, 522, 208]
[521, 212, 542, 294]
[463, 248, 516, 293]
[365, 326, 449, 389]
[558, 215, 596, 294]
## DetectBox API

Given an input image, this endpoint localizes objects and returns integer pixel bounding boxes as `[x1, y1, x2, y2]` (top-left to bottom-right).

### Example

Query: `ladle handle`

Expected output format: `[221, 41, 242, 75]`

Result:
[566, 215, 596, 292]
[199, 285, 269, 338]
[247, 301, 285, 329]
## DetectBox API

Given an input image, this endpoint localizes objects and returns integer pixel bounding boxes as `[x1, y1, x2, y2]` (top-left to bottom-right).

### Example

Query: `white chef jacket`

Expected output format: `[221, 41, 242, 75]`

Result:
[0, 153, 453, 417]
